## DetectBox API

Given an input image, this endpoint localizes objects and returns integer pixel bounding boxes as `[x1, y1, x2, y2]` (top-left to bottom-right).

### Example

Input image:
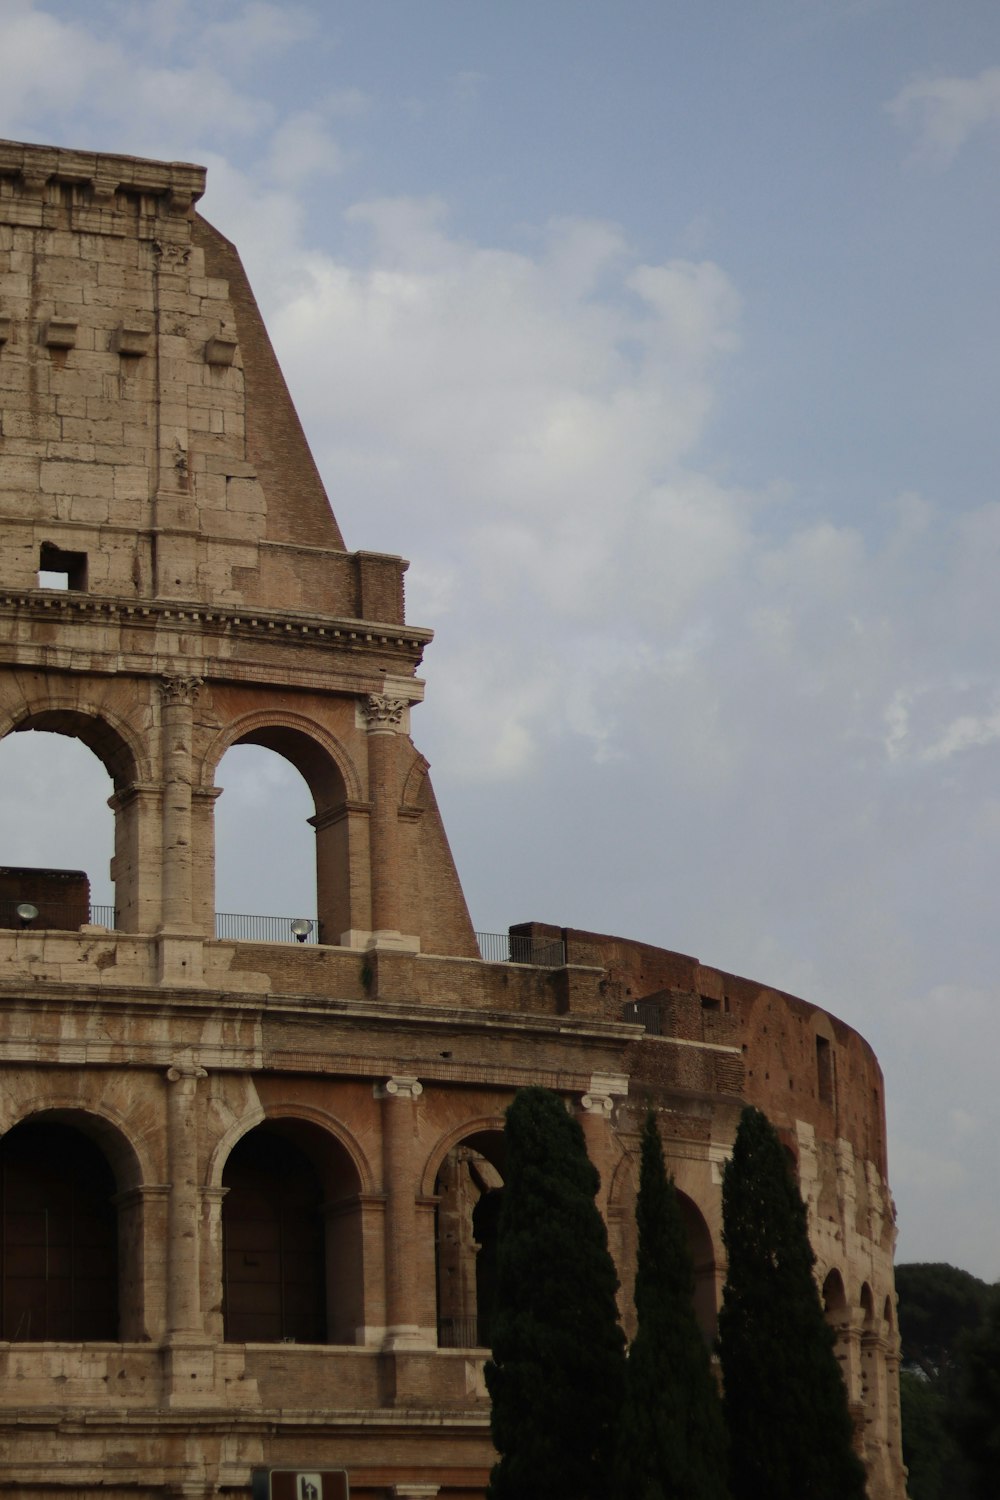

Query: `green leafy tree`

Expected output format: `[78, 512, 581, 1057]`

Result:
[949, 1286, 1000, 1500]
[717, 1106, 867, 1500]
[485, 1086, 626, 1500]
[615, 1112, 731, 1500]
[894, 1261, 987, 1500]
[895, 1262, 990, 1380]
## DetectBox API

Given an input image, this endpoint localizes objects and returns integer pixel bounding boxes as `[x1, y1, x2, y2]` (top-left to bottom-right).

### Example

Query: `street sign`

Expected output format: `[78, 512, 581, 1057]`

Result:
[251, 1471, 349, 1500]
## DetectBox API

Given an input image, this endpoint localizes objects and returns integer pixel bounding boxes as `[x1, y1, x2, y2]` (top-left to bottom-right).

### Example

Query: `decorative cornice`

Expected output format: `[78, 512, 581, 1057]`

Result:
[0, 589, 432, 654]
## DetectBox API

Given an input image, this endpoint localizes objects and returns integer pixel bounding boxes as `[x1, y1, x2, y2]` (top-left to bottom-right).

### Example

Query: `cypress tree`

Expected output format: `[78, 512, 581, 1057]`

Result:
[615, 1112, 731, 1500]
[485, 1086, 626, 1500]
[949, 1286, 1000, 1500]
[717, 1106, 867, 1500]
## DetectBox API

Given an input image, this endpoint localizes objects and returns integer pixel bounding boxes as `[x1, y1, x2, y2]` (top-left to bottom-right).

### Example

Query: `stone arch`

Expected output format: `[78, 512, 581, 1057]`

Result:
[205, 711, 364, 945]
[400, 750, 430, 810]
[208, 1102, 374, 1195]
[0, 694, 148, 788]
[883, 1292, 894, 1331]
[0, 1096, 147, 1191]
[215, 1108, 369, 1346]
[675, 1187, 720, 1342]
[822, 1266, 848, 1319]
[0, 1105, 146, 1342]
[860, 1281, 876, 1325]
[427, 1119, 506, 1350]
[421, 1116, 506, 1198]
[203, 711, 361, 802]
[0, 696, 151, 928]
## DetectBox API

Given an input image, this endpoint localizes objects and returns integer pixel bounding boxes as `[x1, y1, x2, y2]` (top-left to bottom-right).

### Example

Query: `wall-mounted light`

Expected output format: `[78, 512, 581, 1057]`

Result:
[16, 903, 39, 927]
[290, 919, 313, 944]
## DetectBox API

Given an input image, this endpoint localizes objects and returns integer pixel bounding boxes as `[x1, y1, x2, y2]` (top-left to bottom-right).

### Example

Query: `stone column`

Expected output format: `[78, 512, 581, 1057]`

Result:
[165, 1063, 207, 1336]
[159, 675, 202, 932]
[162, 1062, 217, 1406]
[577, 1072, 629, 1221]
[361, 694, 418, 950]
[378, 1075, 432, 1349]
[158, 676, 204, 984]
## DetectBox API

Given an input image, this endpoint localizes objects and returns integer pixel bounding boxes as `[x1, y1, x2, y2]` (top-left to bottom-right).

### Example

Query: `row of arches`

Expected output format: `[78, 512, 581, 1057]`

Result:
[0, 710, 362, 932]
[0, 1109, 721, 1351]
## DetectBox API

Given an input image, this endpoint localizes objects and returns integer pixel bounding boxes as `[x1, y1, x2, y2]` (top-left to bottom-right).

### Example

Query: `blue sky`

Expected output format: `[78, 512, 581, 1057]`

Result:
[2, 0, 1000, 1278]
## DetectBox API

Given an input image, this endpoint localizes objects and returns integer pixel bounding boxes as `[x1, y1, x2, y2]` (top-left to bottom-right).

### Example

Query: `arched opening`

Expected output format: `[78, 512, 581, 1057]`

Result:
[434, 1129, 505, 1349]
[0, 1119, 119, 1340]
[214, 744, 317, 939]
[675, 1190, 718, 1343]
[213, 726, 352, 945]
[0, 729, 116, 923]
[222, 1120, 363, 1344]
[823, 1267, 848, 1321]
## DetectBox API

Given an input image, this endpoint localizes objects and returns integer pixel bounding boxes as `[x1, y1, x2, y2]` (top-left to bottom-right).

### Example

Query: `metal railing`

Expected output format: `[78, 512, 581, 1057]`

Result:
[0, 900, 118, 930]
[475, 931, 566, 966]
[214, 913, 319, 944]
[438, 1314, 490, 1349]
[623, 998, 663, 1034]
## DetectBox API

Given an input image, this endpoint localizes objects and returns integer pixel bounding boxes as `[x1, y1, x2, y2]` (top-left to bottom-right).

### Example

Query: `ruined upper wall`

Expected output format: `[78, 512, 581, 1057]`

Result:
[0, 138, 407, 624]
[514, 919, 888, 1176]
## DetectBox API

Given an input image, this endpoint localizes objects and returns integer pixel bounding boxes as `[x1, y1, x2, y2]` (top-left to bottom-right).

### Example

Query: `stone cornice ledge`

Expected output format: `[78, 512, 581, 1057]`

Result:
[1, 590, 433, 652]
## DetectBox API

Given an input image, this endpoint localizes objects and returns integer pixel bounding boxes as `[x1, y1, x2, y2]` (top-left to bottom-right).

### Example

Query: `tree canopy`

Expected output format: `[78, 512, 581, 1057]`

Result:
[614, 1112, 730, 1500]
[717, 1106, 867, 1500]
[485, 1087, 626, 1500]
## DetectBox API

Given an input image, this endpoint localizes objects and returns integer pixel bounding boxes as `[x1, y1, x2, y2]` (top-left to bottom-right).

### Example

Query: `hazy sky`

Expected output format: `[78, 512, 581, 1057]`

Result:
[2, 0, 999, 1278]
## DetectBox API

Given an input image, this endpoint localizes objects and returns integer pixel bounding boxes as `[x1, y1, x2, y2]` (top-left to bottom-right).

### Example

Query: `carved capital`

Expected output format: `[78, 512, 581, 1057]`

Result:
[376, 1075, 423, 1100]
[153, 240, 191, 268]
[580, 1091, 614, 1116]
[166, 1064, 208, 1083]
[159, 675, 203, 706]
[362, 693, 408, 730]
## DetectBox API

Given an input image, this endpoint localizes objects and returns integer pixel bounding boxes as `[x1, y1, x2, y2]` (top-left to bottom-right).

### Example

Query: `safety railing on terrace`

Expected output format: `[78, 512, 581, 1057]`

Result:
[0, 900, 117, 930]
[623, 997, 663, 1034]
[1, 903, 565, 963]
[474, 931, 566, 966]
[214, 913, 319, 944]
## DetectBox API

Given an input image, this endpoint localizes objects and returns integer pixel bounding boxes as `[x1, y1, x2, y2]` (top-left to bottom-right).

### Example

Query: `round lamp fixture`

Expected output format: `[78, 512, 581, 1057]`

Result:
[15, 903, 39, 926]
[290, 918, 314, 944]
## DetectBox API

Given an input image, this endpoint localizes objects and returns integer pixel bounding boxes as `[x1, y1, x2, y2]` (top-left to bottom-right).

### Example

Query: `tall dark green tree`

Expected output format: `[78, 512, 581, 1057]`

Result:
[615, 1112, 731, 1500]
[717, 1106, 867, 1500]
[949, 1286, 1000, 1500]
[485, 1087, 626, 1500]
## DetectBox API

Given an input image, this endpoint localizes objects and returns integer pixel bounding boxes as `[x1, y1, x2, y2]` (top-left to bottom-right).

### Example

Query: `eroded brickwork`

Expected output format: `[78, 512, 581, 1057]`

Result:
[0, 139, 906, 1500]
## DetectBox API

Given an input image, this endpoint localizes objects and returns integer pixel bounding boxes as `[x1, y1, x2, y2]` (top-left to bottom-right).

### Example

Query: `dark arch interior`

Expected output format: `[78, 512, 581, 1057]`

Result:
[434, 1129, 506, 1349]
[0, 1120, 118, 1341]
[222, 1125, 327, 1344]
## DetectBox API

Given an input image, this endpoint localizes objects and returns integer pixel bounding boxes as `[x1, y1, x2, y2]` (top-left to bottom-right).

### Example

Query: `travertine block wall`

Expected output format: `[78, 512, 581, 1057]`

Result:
[0, 139, 906, 1500]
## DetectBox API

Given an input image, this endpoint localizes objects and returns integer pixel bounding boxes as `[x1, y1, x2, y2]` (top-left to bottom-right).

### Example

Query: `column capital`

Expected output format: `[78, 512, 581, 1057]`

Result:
[361, 692, 408, 731]
[159, 673, 203, 706]
[376, 1075, 423, 1100]
[580, 1071, 629, 1115]
[166, 1063, 208, 1083]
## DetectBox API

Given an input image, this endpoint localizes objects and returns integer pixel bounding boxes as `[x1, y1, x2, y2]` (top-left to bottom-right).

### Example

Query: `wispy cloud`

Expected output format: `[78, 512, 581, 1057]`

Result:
[888, 64, 1000, 165]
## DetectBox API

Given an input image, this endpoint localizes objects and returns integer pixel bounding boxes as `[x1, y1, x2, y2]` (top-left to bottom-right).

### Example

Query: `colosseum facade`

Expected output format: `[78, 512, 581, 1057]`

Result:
[0, 138, 906, 1500]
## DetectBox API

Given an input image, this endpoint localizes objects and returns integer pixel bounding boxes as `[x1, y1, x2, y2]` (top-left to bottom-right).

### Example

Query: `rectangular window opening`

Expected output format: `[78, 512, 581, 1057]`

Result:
[38, 544, 87, 591]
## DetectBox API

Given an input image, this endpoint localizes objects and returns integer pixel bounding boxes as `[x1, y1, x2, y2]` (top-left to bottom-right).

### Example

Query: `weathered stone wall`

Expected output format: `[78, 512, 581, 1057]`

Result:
[0, 138, 906, 1500]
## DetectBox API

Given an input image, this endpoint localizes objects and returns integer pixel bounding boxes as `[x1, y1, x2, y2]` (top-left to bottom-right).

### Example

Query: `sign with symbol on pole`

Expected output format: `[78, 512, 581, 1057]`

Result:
[251, 1470, 349, 1500]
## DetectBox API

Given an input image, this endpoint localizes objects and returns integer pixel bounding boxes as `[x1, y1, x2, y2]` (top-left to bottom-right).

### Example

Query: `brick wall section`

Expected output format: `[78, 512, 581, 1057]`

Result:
[191, 214, 345, 553]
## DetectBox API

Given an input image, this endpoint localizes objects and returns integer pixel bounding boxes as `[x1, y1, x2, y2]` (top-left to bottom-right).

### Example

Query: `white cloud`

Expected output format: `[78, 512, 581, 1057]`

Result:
[888, 65, 1000, 164]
